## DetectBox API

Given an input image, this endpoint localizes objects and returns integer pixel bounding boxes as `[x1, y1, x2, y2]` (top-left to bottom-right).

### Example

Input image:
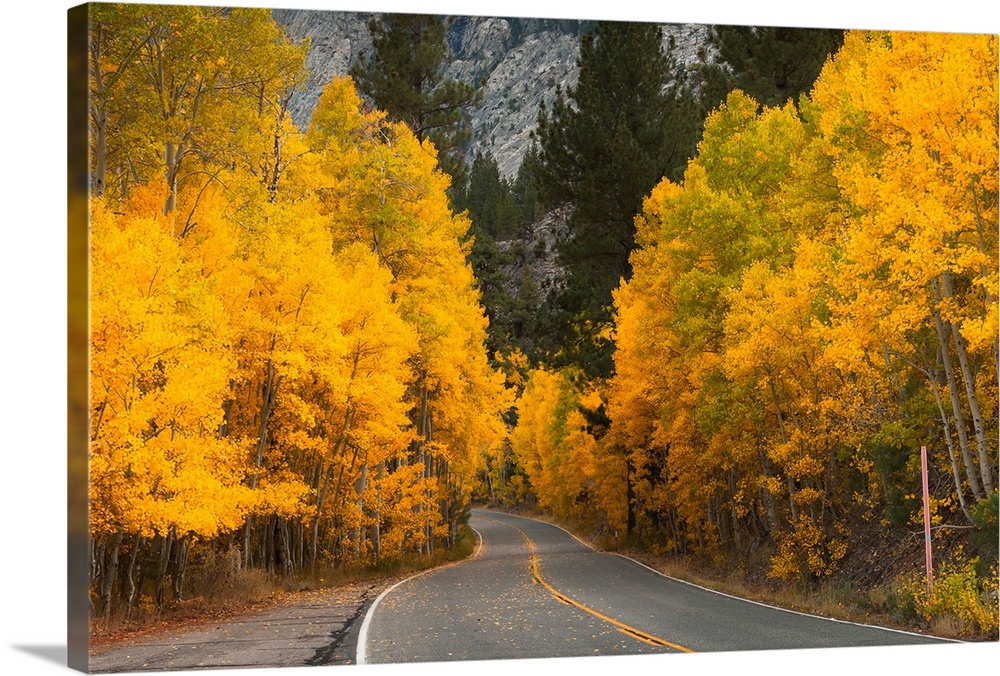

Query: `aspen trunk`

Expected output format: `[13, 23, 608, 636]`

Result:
[310, 463, 335, 568]
[295, 521, 305, 572]
[424, 448, 434, 556]
[767, 374, 798, 522]
[941, 271, 995, 494]
[757, 429, 781, 532]
[100, 531, 123, 618]
[925, 347, 974, 523]
[121, 534, 143, 615]
[88, 24, 113, 197]
[251, 359, 280, 489]
[92, 105, 108, 196]
[273, 519, 291, 577]
[625, 454, 636, 538]
[933, 280, 985, 499]
[154, 530, 174, 608]
[968, 179, 1000, 396]
[163, 141, 180, 215]
[330, 444, 362, 554]
[310, 408, 355, 566]
[352, 463, 368, 558]
[371, 463, 383, 566]
[172, 537, 189, 601]
[244, 358, 282, 567]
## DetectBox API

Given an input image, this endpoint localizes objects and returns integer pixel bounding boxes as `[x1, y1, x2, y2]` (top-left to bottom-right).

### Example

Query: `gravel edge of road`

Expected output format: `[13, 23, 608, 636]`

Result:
[87, 577, 402, 658]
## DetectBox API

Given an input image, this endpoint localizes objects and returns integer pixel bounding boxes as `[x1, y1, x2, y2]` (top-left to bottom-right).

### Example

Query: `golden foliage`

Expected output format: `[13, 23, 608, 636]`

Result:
[88, 10, 509, 617]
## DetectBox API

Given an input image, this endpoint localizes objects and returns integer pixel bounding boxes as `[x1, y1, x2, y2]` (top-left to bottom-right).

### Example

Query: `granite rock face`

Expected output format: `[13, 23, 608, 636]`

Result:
[273, 10, 711, 179]
[270, 11, 715, 302]
[272, 9, 376, 131]
[498, 204, 572, 300]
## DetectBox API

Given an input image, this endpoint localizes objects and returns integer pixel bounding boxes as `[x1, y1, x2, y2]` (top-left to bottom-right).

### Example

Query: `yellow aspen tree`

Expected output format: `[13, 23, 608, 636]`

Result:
[809, 31, 998, 502]
[305, 243, 417, 566]
[509, 368, 571, 516]
[90, 186, 256, 613]
[508, 368, 616, 529]
[724, 239, 849, 579]
[303, 77, 510, 557]
[93, 6, 307, 213]
[609, 92, 809, 555]
[87, 3, 160, 198]
[88, 7, 510, 599]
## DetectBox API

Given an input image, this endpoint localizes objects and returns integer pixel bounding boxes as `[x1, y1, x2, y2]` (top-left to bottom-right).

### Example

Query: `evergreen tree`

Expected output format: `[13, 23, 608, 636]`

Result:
[511, 145, 543, 232]
[697, 25, 845, 111]
[458, 152, 519, 241]
[454, 152, 519, 357]
[465, 221, 512, 359]
[351, 14, 482, 191]
[533, 21, 700, 378]
[512, 272, 541, 352]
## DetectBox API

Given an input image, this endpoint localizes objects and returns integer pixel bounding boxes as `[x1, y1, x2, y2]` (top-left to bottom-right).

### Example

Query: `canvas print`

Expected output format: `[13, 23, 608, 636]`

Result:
[67, 2, 999, 673]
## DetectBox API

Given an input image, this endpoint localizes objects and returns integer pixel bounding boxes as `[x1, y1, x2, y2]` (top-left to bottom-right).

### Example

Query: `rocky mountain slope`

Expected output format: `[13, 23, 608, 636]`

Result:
[273, 9, 711, 179]
[270, 10, 718, 313]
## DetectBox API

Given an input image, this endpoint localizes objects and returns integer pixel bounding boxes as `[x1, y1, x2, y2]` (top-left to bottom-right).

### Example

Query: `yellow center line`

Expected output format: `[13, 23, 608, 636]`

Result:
[510, 523, 695, 653]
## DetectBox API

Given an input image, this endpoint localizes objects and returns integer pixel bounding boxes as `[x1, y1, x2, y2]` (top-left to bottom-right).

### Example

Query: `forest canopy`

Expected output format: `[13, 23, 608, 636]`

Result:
[88, 5, 509, 619]
[86, 7, 998, 637]
[502, 29, 998, 636]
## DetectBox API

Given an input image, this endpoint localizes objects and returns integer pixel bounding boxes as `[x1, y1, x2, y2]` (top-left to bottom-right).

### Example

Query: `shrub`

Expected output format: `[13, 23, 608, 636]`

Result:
[898, 551, 999, 638]
[970, 491, 999, 573]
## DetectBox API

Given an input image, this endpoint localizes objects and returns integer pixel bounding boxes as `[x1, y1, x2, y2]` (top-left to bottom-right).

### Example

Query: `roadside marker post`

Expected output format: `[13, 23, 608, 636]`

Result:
[921, 445, 933, 595]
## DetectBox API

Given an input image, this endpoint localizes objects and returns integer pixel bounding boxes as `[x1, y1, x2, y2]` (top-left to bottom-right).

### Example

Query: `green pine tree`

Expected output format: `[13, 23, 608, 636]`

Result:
[454, 152, 520, 358]
[533, 21, 701, 378]
[458, 152, 519, 241]
[697, 25, 845, 111]
[512, 145, 543, 233]
[350, 14, 482, 192]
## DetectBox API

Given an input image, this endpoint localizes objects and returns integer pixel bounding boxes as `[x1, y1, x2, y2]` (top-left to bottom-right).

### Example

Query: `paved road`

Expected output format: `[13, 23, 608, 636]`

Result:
[88, 581, 387, 672]
[88, 509, 953, 672]
[359, 509, 952, 663]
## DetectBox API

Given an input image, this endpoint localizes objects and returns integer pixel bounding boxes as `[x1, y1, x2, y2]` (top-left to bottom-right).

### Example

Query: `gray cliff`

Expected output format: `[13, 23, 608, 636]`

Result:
[272, 10, 710, 180]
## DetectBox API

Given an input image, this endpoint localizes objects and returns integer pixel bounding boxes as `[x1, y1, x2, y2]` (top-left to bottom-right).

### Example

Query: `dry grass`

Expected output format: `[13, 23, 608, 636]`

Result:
[88, 565, 289, 648]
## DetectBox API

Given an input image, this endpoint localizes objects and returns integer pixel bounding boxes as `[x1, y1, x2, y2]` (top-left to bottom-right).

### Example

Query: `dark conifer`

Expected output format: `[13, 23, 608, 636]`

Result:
[454, 152, 520, 358]
[533, 21, 700, 378]
[511, 146, 543, 232]
[697, 25, 845, 111]
[459, 153, 519, 241]
[351, 14, 482, 191]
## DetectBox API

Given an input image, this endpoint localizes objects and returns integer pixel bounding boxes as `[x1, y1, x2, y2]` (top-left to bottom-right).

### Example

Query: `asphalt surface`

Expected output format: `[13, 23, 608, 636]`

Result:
[88, 581, 386, 672]
[88, 509, 954, 672]
[359, 509, 953, 664]
[359, 510, 674, 663]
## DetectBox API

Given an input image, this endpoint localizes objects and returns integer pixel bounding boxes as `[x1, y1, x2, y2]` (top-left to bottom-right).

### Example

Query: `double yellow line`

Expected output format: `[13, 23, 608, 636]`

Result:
[510, 524, 695, 653]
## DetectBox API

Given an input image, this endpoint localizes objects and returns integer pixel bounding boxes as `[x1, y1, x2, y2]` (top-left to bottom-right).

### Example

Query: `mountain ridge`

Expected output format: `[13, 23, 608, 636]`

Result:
[273, 10, 712, 178]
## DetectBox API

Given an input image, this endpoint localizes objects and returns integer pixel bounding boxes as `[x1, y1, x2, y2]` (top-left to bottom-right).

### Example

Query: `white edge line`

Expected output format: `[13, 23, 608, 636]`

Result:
[610, 552, 964, 643]
[356, 525, 485, 665]
[479, 509, 963, 644]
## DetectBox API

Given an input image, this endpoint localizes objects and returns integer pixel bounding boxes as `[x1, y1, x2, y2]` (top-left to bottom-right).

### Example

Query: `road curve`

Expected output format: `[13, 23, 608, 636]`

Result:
[358, 509, 953, 664]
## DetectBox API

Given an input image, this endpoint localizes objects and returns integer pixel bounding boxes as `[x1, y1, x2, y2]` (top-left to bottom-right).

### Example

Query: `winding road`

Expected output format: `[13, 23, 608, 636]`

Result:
[89, 509, 954, 672]
[358, 509, 951, 664]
